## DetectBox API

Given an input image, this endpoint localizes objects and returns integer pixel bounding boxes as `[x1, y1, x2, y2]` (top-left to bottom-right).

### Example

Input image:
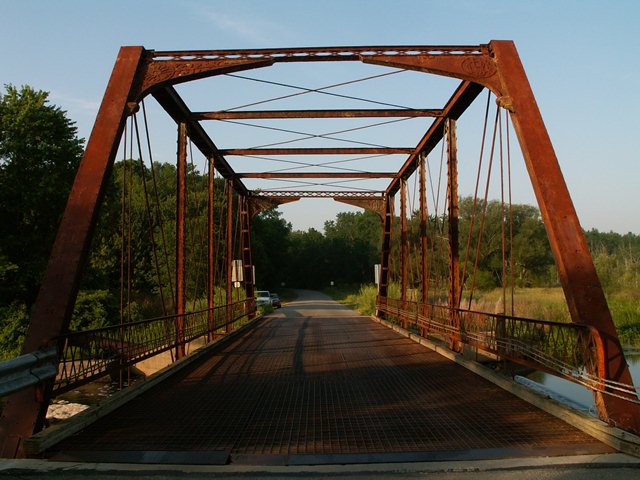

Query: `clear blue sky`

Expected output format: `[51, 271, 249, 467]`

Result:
[2, 0, 639, 234]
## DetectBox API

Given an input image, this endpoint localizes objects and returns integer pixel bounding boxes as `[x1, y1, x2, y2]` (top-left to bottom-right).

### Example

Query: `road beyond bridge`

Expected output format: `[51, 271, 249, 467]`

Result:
[36, 290, 616, 466]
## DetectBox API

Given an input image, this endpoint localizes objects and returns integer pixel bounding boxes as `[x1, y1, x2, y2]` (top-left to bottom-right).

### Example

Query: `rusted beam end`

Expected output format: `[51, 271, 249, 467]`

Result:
[333, 196, 386, 219]
[249, 196, 300, 216]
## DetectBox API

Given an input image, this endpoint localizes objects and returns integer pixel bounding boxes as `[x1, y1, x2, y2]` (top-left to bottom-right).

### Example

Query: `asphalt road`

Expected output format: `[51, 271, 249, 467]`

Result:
[271, 288, 364, 317]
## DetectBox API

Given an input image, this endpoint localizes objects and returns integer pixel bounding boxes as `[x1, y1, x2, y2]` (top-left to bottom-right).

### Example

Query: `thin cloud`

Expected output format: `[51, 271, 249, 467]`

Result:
[193, 5, 281, 44]
[49, 91, 100, 113]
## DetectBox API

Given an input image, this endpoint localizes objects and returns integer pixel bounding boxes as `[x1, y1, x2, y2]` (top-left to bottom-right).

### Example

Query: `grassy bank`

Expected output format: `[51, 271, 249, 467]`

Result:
[608, 294, 640, 346]
[471, 288, 640, 347]
[325, 283, 400, 316]
[327, 284, 640, 348]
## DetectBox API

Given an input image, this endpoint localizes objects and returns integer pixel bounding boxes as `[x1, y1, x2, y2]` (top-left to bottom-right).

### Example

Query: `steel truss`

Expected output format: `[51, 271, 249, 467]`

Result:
[1, 41, 638, 458]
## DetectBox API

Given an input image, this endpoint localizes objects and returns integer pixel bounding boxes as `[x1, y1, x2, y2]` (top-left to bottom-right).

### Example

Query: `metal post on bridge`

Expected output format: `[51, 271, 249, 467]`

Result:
[207, 156, 216, 341]
[446, 118, 461, 352]
[175, 122, 187, 360]
[376, 194, 393, 318]
[226, 179, 233, 333]
[400, 179, 408, 328]
[419, 154, 429, 336]
[240, 196, 255, 318]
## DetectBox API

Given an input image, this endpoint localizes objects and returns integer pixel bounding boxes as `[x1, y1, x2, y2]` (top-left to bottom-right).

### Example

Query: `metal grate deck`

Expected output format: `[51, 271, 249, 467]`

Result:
[49, 309, 611, 465]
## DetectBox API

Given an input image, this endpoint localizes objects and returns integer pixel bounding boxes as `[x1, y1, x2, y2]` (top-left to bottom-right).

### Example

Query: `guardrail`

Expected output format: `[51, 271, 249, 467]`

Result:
[376, 296, 640, 404]
[0, 347, 58, 397]
[53, 299, 256, 394]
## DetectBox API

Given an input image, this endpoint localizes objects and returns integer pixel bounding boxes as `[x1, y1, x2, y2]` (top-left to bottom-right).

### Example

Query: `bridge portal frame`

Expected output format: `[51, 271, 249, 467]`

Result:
[1, 41, 638, 458]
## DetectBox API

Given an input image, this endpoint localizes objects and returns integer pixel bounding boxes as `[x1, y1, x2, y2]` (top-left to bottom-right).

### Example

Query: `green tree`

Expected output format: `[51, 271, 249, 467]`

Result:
[0, 85, 83, 358]
[324, 210, 381, 249]
[0, 302, 28, 361]
[69, 290, 118, 331]
[510, 204, 554, 286]
[324, 211, 381, 285]
[251, 209, 292, 289]
[586, 229, 640, 294]
[457, 197, 554, 289]
[285, 228, 328, 289]
[0, 85, 83, 307]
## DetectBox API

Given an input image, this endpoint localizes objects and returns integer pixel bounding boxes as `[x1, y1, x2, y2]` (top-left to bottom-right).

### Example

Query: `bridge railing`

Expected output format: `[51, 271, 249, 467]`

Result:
[376, 296, 640, 404]
[52, 298, 256, 395]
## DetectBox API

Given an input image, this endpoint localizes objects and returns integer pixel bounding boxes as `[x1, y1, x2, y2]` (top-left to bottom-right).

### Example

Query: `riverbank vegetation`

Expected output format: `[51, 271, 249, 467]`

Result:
[329, 283, 640, 347]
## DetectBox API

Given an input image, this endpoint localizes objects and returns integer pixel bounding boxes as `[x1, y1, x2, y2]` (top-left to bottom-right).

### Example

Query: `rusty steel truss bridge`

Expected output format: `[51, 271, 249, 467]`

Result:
[1, 41, 639, 460]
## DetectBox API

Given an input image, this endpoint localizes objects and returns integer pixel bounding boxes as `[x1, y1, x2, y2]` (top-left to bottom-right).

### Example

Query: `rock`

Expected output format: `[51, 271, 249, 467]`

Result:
[46, 402, 89, 423]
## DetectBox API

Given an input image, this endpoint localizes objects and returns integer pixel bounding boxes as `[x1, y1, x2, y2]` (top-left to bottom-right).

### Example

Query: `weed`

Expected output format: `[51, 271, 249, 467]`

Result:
[258, 304, 275, 316]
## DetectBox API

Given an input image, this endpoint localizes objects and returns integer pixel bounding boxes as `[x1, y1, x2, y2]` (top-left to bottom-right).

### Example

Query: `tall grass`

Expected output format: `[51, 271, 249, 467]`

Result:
[339, 284, 640, 347]
[465, 288, 571, 323]
[342, 284, 379, 315]
[608, 294, 640, 346]
[327, 282, 401, 316]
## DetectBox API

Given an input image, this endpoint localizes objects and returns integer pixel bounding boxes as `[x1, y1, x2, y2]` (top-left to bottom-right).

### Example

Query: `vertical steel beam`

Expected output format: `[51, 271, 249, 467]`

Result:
[419, 155, 429, 306]
[491, 41, 640, 429]
[226, 180, 233, 332]
[207, 156, 216, 341]
[175, 122, 187, 359]
[376, 195, 393, 318]
[400, 180, 408, 327]
[0, 47, 147, 458]
[446, 119, 461, 352]
[239, 196, 255, 316]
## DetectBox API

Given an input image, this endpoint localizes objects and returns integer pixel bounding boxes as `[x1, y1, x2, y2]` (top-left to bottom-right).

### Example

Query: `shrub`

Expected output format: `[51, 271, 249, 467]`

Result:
[0, 302, 28, 360]
[70, 290, 118, 331]
[258, 304, 274, 315]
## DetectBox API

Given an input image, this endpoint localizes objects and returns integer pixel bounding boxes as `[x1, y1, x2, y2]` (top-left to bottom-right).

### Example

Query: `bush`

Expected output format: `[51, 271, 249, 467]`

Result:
[70, 290, 118, 331]
[472, 270, 498, 291]
[0, 302, 28, 360]
[258, 304, 274, 315]
[324, 284, 360, 302]
[332, 283, 402, 316]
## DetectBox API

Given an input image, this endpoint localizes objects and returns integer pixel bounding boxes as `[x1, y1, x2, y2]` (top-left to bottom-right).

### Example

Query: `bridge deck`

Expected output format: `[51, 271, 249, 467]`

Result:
[49, 292, 610, 465]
